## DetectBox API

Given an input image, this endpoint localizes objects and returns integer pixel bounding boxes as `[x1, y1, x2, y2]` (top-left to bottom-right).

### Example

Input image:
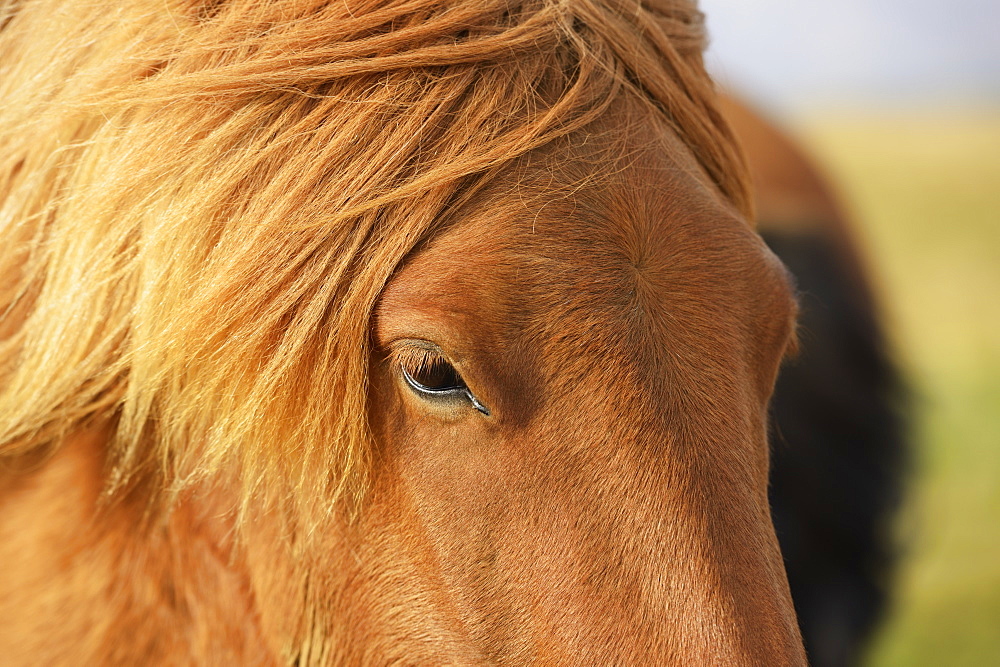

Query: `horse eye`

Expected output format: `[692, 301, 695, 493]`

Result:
[395, 345, 491, 416]
[402, 355, 465, 394]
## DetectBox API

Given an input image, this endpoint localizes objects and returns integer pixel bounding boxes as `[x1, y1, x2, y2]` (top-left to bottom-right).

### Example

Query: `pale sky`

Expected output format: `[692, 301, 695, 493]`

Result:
[698, 0, 1000, 114]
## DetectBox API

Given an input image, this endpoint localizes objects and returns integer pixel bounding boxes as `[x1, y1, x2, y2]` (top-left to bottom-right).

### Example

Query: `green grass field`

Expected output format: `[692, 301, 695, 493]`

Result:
[792, 110, 1000, 666]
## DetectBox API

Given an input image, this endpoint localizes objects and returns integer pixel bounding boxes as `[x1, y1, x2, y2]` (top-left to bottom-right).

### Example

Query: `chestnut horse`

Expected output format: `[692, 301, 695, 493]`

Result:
[0, 0, 904, 664]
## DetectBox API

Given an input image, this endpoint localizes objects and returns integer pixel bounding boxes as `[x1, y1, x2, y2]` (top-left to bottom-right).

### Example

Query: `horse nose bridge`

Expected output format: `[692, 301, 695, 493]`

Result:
[636, 472, 806, 664]
[685, 497, 808, 664]
[549, 378, 805, 663]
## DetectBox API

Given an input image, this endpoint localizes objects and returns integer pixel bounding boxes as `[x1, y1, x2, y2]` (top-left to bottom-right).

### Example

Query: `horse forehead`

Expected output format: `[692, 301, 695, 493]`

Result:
[379, 154, 757, 349]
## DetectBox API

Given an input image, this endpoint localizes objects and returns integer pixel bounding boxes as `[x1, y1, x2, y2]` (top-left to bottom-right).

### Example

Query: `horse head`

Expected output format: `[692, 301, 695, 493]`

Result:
[0, 0, 805, 663]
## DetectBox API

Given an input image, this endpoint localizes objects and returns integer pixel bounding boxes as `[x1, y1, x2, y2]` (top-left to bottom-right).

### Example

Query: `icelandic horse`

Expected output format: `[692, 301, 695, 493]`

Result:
[0, 0, 903, 664]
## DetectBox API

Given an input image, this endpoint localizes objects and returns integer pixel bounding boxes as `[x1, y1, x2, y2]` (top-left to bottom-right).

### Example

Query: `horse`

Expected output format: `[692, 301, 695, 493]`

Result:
[0, 0, 897, 664]
[720, 96, 908, 667]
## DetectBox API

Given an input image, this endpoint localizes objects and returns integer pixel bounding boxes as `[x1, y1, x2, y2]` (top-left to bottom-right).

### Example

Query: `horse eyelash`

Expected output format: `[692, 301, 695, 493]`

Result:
[388, 345, 451, 380]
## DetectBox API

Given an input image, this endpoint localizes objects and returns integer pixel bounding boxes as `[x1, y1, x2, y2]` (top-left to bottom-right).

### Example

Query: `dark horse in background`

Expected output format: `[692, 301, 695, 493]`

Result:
[722, 96, 909, 667]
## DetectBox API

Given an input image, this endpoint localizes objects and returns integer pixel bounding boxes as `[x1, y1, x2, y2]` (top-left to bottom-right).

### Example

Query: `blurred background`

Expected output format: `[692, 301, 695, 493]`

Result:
[699, 1, 1000, 664]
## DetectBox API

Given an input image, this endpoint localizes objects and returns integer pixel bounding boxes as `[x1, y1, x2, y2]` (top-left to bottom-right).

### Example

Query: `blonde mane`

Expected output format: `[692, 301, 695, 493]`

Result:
[0, 0, 749, 528]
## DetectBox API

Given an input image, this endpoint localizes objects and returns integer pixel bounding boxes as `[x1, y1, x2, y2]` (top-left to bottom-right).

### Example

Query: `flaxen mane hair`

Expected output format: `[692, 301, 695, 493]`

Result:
[0, 0, 748, 529]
